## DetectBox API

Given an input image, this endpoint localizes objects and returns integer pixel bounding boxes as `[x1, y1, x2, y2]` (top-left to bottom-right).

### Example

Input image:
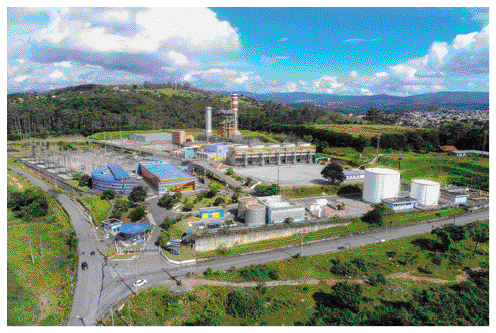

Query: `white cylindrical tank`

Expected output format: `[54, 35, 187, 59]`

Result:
[283, 143, 295, 147]
[235, 145, 249, 149]
[297, 142, 311, 147]
[237, 197, 257, 218]
[268, 144, 280, 148]
[410, 179, 440, 206]
[362, 168, 401, 204]
[251, 144, 264, 148]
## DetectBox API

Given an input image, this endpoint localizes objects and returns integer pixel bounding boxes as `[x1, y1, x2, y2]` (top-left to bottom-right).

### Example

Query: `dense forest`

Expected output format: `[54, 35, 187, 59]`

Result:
[7, 84, 489, 153]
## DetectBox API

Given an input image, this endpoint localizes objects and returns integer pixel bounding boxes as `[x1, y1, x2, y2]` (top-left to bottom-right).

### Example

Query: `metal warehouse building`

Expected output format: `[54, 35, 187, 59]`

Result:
[91, 164, 138, 195]
[129, 132, 172, 142]
[137, 160, 196, 195]
[227, 143, 316, 167]
[257, 195, 306, 224]
[344, 169, 365, 180]
[204, 143, 231, 159]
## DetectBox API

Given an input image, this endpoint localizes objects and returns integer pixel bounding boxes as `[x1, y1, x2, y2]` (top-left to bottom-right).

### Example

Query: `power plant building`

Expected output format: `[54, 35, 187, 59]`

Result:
[257, 195, 306, 224]
[204, 143, 231, 158]
[227, 143, 316, 167]
[171, 130, 187, 145]
[439, 186, 469, 204]
[137, 160, 196, 195]
[362, 168, 401, 204]
[91, 164, 138, 195]
[129, 132, 172, 142]
[343, 169, 365, 180]
[245, 204, 267, 226]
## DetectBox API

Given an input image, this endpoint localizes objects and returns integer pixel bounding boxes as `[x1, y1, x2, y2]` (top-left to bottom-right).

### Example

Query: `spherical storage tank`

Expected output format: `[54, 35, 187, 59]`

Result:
[237, 197, 257, 218]
[409, 179, 440, 206]
[245, 204, 266, 226]
[362, 168, 401, 204]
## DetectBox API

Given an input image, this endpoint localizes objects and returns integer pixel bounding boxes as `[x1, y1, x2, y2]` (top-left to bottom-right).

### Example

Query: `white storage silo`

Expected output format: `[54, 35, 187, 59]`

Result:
[237, 197, 257, 218]
[410, 179, 440, 206]
[362, 168, 401, 204]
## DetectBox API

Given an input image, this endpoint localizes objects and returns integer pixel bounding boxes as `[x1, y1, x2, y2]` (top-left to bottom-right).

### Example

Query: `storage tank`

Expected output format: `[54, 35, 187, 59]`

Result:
[362, 168, 401, 204]
[282, 143, 295, 147]
[297, 142, 311, 147]
[251, 144, 265, 149]
[237, 197, 257, 218]
[235, 145, 249, 149]
[410, 179, 440, 206]
[268, 143, 280, 148]
[245, 204, 266, 225]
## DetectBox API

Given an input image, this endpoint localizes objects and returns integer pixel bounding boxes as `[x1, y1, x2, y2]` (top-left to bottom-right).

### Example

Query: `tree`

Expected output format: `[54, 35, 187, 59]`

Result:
[365, 107, 382, 123]
[208, 183, 222, 198]
[129, 206, 146, 222]
[129, 186, 147, 203]
[362, 203, 393, 226]
[330, 282, 363, 313]
[284, 217, 293, 225]
[321, 163, 346, 185]
[226, 168, 234, 176]
[225, 290, 263, 319]
[78, 174, 91, 188]
[254, 184, 280, 196]
[469, 223, 489, 252]
[101, 189, 116, 200]
[213, 197, 226, 206]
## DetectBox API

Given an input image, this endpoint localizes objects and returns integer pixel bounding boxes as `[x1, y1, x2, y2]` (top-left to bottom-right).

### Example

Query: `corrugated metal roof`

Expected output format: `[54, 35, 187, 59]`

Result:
[142, 163, 195, 181]
[440, 146, 458, 152]
[382, 196, 418, 203]
[120, 222, 151, 236]
[108, 164, 130, 180]
[199, 207, 225, 212]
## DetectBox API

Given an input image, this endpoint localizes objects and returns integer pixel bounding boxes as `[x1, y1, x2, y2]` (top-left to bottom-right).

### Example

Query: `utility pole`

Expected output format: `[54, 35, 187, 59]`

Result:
[127, 300, 132, 326]
[39, 235, 44, 257]
[481, 130, 488, 157]
[28, 240, 35, 264]
[376, 136, 381, 158]
[111, 306, 114, 326]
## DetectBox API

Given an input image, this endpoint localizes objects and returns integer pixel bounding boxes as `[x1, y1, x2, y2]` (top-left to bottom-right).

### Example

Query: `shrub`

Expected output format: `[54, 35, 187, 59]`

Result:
[330, 259, 357, 277]
[129, 186, 147, 203]
[101, 189, 116, 200]
[213, 197, 226, 206]
[225, 290, 263, 319]
[129, 206, 146, 222]
[78, 174, 92, 188]
[204, 267, 213, 276]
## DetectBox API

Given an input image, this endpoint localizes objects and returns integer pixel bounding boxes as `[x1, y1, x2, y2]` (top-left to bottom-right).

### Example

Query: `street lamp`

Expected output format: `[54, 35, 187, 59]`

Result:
[75, 316, 84, 326]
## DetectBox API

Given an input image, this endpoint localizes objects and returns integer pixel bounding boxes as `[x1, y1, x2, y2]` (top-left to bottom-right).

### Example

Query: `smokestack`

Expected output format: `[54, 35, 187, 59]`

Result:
[205, 106, 213, 138]
[232, 93, 241, 137]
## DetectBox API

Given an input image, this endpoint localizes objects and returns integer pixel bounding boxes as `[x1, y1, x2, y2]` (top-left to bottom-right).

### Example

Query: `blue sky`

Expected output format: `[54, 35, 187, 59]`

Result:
[7, 7, 489, 95]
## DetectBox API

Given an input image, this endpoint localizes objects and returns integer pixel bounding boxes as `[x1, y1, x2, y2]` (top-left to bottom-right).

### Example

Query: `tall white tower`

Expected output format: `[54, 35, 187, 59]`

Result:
[232, 93, 242, 137]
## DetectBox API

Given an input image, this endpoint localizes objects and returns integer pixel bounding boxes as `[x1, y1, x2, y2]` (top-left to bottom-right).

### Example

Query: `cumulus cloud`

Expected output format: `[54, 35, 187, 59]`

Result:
[54, 61, 72, 68]
[261, 55, 289, 65]
[14, 75, 29, 82]
[167, 51, 189, 66]
[374, 72, 388, 78]
[49, 69, 66, 80]
[277, 37, 288, 42]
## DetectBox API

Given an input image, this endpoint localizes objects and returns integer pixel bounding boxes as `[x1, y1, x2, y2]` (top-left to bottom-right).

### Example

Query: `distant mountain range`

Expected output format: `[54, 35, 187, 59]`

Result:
[220, 91, 489, 113]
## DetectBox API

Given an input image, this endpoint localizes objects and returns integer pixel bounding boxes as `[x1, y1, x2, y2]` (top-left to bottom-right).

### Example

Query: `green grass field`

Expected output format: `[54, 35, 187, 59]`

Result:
[311, 123, 420, 139]
[98, 218, 488, 327]
[200, 220, 488, 283]
[375, 151, 489, 185]
[8, 170, 78, 325]
[142, 88, 206, 99]
[196, 207, 464, 259]
[78, 196, 111, 224]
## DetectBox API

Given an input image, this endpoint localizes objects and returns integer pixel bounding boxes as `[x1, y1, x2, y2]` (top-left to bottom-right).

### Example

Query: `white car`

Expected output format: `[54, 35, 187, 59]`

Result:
[133, 279, 147, 288]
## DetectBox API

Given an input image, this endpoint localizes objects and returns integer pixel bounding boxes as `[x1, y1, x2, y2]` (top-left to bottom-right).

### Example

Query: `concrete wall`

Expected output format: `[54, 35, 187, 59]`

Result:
[194, 222, 350, 252]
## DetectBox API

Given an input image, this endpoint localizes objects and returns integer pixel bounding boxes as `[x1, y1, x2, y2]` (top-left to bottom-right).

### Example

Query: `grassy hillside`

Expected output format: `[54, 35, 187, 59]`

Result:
[7, 169, 78, 325]
[311, 123, 419, 139]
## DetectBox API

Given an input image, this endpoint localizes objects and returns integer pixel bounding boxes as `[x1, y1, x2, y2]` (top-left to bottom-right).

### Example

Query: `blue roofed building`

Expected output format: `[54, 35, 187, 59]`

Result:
[382, 196, 418, 211]
[91, 164, 138, 195]
[119, 222, 152, 244]
[137, 160, 196, 195]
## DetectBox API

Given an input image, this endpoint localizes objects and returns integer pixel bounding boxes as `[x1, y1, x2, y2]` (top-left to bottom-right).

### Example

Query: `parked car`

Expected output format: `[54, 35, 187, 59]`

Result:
[82, 262, 88, 270]
[133, 279, 148, 288]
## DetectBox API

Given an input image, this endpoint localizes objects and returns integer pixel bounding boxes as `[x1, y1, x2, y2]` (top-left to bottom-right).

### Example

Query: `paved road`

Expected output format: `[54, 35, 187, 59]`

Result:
[9, 166, 105, 326]
[93, 208, 488, 325]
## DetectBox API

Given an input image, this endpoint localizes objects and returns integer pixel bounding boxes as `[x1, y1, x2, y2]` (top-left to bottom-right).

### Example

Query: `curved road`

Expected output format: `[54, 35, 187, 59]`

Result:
[9, 166, 105, 326]
[8, 165, 489, 325]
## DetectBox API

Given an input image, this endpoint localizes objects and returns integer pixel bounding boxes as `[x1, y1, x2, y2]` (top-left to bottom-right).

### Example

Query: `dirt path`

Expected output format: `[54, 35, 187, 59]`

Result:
[162, 270, 470, 292]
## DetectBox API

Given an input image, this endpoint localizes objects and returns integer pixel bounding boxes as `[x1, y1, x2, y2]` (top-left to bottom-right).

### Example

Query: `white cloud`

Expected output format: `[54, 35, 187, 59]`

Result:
[468, 82, 475, 87]
[182, 73, 194, 82]
[360, 88, 372, 95]
[14, 74, 29, 82]
[17, 58, 26, 64]
[350, 71, 359, 78]
[234, 75, 249, 84]
[54, 61, 72, 68]
[433, 85, 445, 90]
[277, 37, 288, 42]
[49, 69, 65, 80]
[298, 80, 307, 85]
[326, 88, 334, 94]
[374, 72, 388, 78]
[167, 51, 189, 65]
[343, 38, 380, 44]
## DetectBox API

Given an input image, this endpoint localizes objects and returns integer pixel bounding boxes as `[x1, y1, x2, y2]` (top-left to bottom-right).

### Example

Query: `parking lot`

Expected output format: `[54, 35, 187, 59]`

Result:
[292, 195, 373, 219]
[235, 164, 327, 187]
